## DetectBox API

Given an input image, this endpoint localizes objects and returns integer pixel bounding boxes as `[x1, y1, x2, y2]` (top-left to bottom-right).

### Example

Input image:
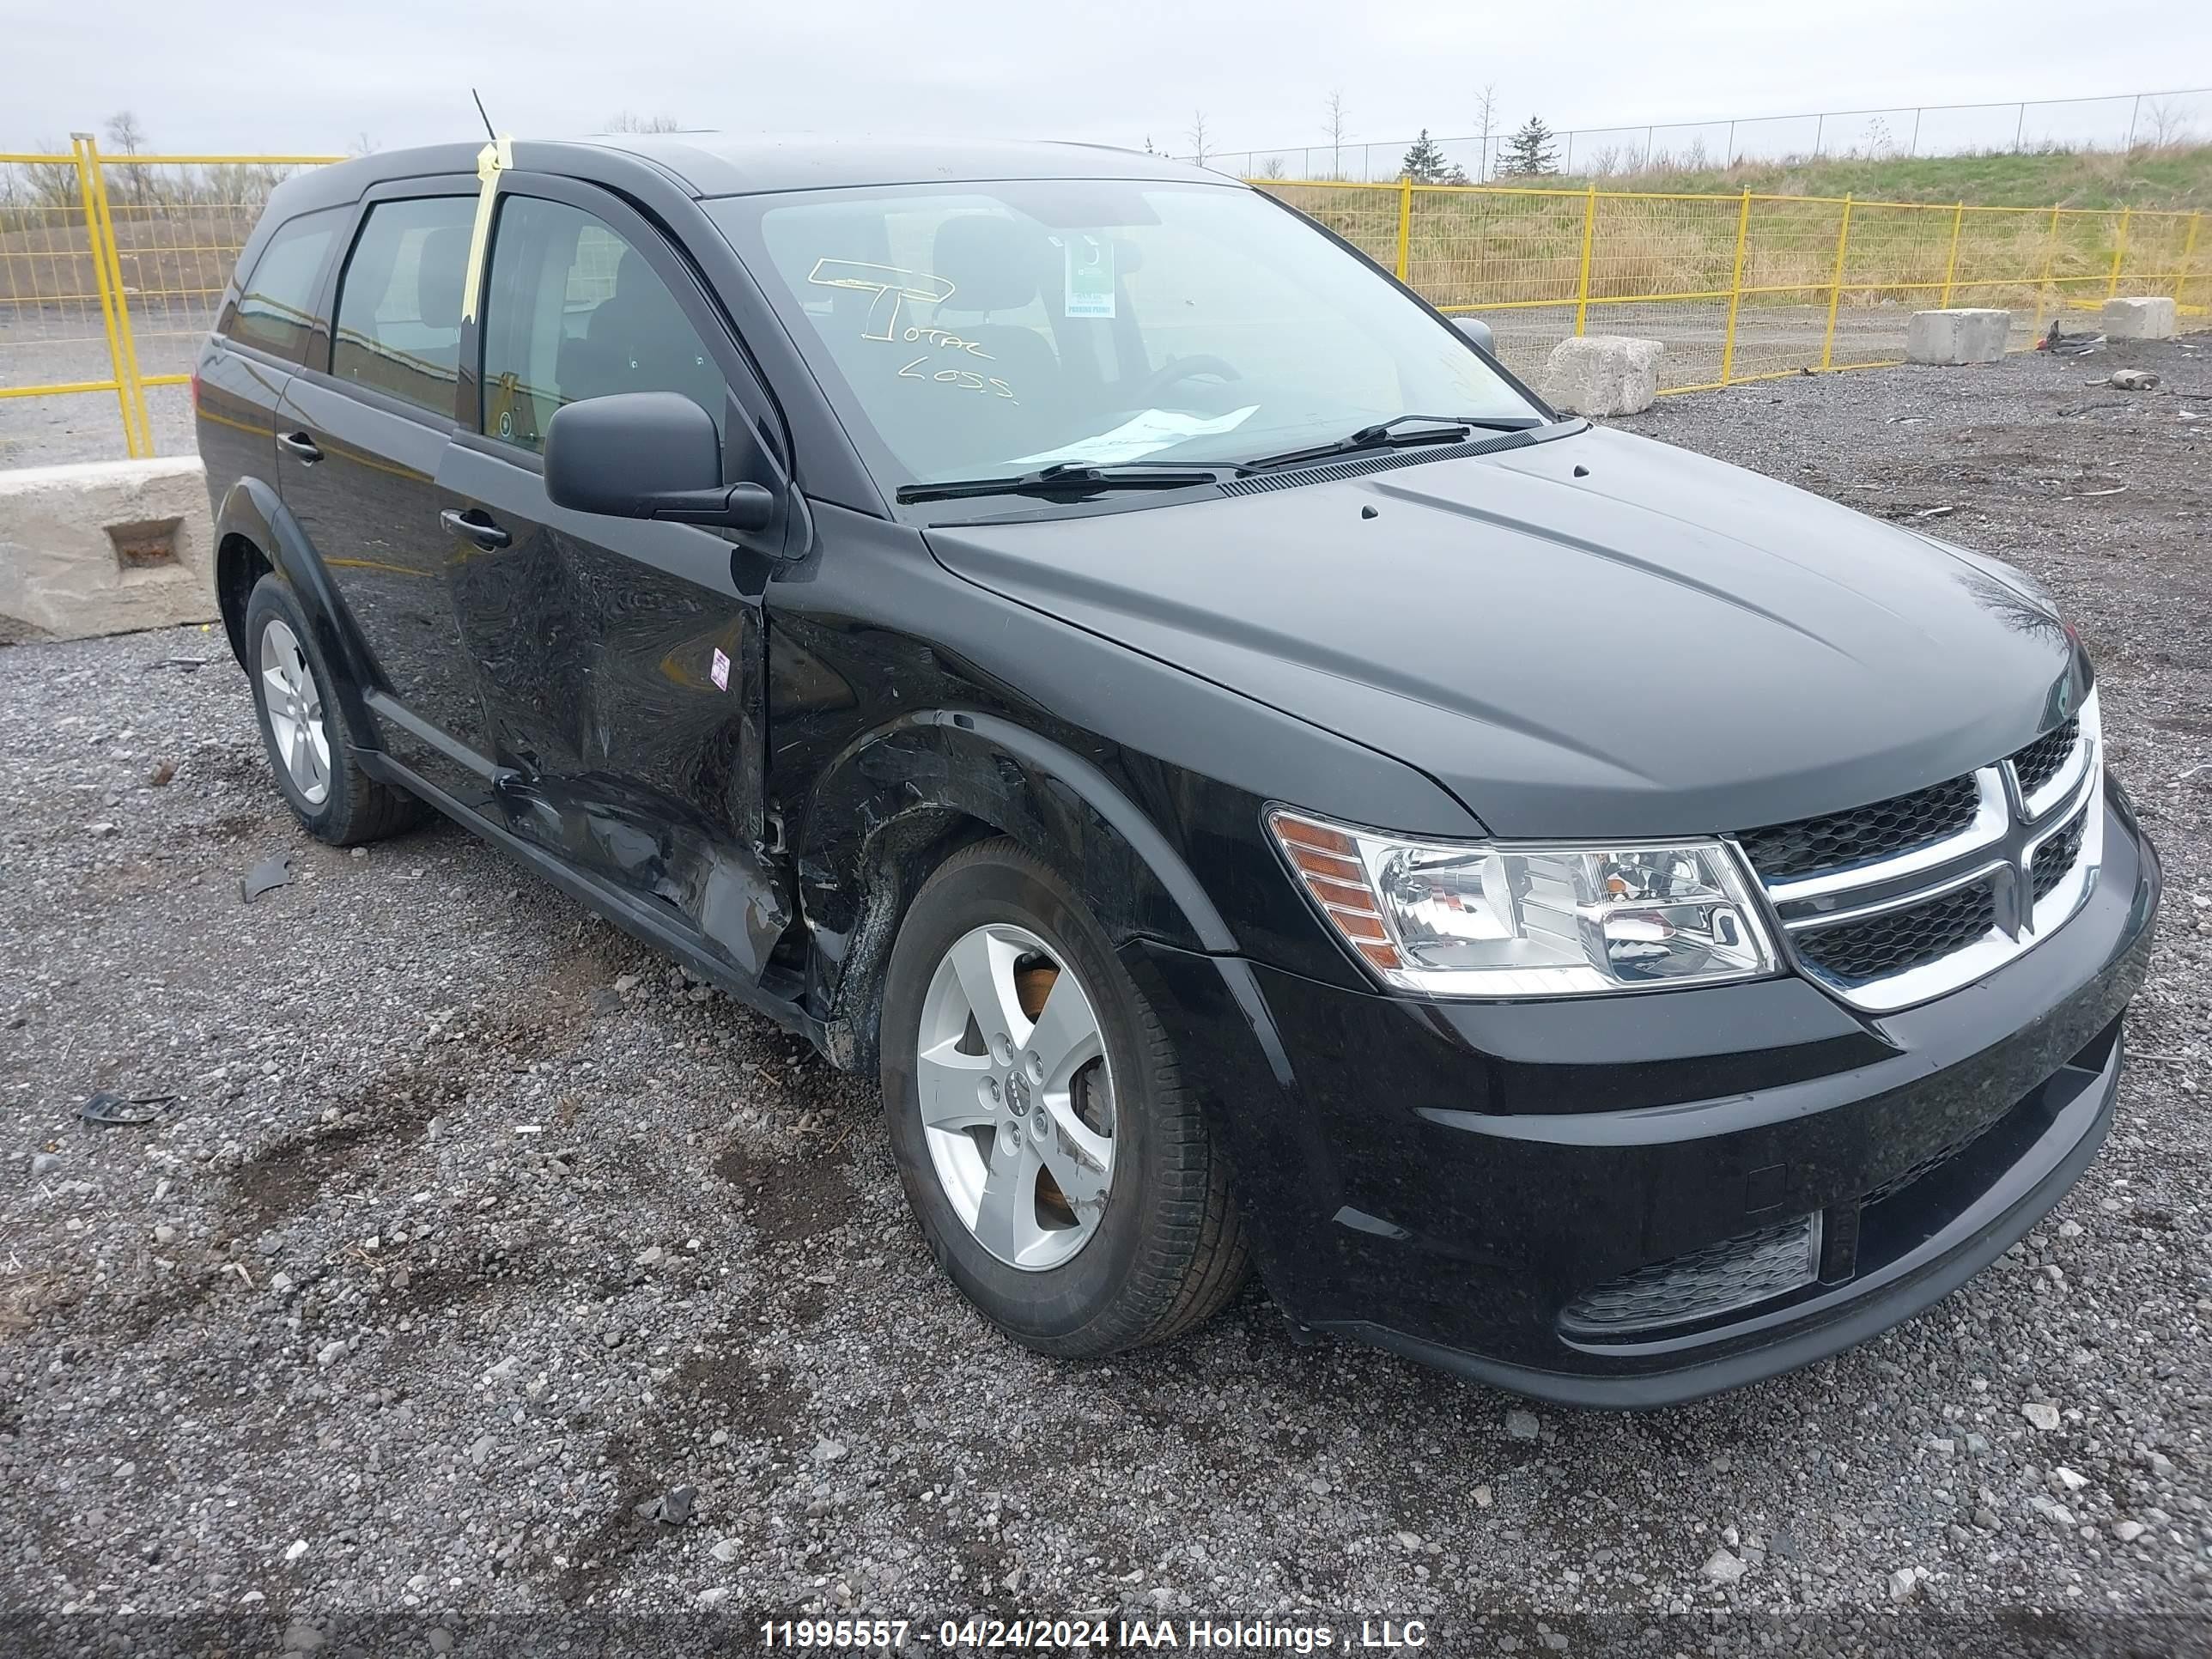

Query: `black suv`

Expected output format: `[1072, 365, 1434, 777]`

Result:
[195, 136, 2158, 1406]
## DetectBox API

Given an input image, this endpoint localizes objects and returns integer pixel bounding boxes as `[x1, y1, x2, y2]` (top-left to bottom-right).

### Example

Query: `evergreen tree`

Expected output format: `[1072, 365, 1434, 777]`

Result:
[1398, 129, 1466, 184]
[1501, 115, 1559, 176]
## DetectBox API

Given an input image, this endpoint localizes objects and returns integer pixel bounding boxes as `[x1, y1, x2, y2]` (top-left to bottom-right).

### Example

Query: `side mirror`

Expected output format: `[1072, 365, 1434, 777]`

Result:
[1453, 316, 1495, 353]
[544, 391, 776, 533]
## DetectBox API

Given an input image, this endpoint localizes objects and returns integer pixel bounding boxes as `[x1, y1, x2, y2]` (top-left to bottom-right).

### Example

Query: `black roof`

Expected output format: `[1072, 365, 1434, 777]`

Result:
[276, 134, 1227, 215]
[580, 134, 1227, 196]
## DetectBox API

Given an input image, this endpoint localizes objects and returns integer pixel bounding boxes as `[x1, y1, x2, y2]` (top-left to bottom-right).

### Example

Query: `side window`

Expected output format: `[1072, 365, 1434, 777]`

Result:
[226, 208, 342, 362]
[479, 195, 726, 454]
[331, 197, 477, 416]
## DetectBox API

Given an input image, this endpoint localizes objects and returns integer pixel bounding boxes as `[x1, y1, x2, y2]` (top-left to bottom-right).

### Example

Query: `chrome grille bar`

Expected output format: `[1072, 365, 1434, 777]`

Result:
[1739, 690, 2102, 1015]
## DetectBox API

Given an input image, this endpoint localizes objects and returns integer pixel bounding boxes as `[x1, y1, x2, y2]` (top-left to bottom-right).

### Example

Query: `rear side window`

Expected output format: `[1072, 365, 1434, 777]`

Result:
[478, 195, 726, 454]
[331, 197, 477, 416]
[227, 209, 342, 362]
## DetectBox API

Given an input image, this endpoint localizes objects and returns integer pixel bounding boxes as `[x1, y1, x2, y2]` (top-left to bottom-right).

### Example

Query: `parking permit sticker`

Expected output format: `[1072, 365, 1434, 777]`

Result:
[1064, 235, 1115, 318]
[710, 647, 731, 691]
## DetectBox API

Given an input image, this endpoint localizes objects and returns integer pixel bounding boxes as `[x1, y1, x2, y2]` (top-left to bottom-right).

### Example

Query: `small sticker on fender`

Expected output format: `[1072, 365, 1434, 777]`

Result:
[710, 647, 731, 691]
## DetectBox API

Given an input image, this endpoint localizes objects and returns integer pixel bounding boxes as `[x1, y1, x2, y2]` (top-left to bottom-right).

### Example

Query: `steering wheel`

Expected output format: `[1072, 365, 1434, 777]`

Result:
[1132, 354, 1243, 403]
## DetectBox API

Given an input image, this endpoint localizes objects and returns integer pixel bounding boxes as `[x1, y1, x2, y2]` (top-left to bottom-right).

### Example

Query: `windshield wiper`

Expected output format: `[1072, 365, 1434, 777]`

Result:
[896, 461, 1227, 505]
[1237, 412, 1544, 473]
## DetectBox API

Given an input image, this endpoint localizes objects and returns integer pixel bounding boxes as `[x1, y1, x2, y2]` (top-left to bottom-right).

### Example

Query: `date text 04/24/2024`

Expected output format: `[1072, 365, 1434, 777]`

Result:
[757, 1617, 1431, 1650]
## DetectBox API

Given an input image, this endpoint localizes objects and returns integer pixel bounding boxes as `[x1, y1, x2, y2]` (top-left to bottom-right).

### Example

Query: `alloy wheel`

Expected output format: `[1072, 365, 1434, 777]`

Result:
[258, 617, 331, 806]
[914, 922, 1117, 1271]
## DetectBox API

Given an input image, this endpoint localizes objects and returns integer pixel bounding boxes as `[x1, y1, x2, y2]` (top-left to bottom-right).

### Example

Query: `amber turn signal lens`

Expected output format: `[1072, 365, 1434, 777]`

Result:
[1268, 810, 1404, 972]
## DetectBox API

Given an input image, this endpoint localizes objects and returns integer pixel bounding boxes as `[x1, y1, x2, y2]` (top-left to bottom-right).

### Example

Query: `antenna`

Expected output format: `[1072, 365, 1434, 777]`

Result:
[471, 88, 496, 142]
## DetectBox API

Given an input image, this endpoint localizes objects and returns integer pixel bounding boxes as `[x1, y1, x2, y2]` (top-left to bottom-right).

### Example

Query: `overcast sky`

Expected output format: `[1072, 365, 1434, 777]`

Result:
[11, 0, 2210, 164]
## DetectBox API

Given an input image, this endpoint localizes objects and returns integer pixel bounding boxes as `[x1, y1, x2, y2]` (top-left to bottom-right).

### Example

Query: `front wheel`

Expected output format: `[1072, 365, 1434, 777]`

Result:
[880, 837, 1248, 1356]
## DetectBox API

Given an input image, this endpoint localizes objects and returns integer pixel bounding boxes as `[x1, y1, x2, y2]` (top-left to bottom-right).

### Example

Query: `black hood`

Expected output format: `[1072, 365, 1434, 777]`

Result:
[926, 427, 2082, 839]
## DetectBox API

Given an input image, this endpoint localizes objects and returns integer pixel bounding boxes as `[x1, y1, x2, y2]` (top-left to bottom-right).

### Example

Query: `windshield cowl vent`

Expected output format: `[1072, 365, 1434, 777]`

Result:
[1216, 429, 1537, 496]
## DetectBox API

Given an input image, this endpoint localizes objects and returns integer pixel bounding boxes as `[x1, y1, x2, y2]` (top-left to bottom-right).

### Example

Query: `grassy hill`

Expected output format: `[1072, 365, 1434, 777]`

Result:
[1569, 144, 2212, 210]
[1272, 140, 2210, 322]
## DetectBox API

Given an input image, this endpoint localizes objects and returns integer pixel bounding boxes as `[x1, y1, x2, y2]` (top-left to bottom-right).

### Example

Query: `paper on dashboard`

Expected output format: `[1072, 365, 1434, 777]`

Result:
[1009, 405, 1259, 468]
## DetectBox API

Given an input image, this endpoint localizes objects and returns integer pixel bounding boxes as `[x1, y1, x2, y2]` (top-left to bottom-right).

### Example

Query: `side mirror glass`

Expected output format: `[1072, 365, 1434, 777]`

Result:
[1453, 315, 1495, 353]
[544, 391, 776, 533]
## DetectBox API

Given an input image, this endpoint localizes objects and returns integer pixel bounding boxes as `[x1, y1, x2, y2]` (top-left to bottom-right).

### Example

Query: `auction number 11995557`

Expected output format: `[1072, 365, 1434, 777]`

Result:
[758, 1617, 1426, 1650]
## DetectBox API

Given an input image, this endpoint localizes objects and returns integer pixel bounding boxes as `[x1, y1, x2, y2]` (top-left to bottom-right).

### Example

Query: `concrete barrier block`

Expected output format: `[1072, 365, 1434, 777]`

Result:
[1542, 335, 1663, 416]
[0, 457, 216, 641]
[1905, 309, 2010, 365]
[2102, 295, 2177, 340]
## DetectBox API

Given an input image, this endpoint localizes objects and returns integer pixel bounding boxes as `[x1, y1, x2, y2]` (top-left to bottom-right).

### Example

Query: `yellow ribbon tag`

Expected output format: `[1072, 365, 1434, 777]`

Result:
[460, 135, 513, 324]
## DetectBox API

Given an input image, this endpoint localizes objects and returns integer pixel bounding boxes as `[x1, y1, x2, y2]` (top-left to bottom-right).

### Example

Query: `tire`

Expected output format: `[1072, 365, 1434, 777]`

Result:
[243, 574, 425, 847]
[880, 836, 1249, 1356]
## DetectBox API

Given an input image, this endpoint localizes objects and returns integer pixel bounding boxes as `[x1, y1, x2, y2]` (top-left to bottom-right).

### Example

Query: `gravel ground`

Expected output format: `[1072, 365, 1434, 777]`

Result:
[3, 338, 2210, 1658]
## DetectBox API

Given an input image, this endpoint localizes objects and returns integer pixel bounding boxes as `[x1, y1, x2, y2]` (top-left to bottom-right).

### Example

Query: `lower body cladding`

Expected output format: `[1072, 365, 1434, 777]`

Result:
[1131, 790, 2160, 1407]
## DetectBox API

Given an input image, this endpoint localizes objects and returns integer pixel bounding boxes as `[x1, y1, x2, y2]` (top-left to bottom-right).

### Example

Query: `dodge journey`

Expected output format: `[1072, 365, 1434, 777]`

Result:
[195, 134, 2159, 1406]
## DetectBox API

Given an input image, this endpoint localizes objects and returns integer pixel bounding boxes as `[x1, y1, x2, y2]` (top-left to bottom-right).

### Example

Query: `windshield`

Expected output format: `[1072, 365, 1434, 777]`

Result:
[707, 180, 1541, 493]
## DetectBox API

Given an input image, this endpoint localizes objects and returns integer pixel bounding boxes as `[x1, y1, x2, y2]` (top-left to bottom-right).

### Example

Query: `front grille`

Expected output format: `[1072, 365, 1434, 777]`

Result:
[1794, 878, 1997, 986]
[2011, 717, 2080, 799]
[2032, 812, 2087, 902]
[1560, 1214, 1820, 1336]
[1737, 773, 1979, 882]
[1738, 698, 2099, 1012]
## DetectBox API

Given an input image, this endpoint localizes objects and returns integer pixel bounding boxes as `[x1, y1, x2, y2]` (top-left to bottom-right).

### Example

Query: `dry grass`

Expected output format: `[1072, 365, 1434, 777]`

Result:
[1269, 180, 2207, 319]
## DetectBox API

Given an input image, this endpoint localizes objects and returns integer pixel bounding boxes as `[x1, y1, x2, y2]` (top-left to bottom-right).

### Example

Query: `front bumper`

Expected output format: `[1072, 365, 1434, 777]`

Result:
[1130, 787, 2160, 1407]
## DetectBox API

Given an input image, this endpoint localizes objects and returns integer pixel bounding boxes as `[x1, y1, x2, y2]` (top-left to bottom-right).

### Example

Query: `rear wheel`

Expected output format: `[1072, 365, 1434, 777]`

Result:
[243, 574, 425, 846]
[880, 837, 1248, 1356]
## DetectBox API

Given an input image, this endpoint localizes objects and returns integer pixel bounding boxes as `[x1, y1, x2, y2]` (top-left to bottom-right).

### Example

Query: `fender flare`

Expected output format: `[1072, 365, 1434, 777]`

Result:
[944, 711, 1233, 949]
[215, 477, 384, 744]
[793, 708, 1234, 1068]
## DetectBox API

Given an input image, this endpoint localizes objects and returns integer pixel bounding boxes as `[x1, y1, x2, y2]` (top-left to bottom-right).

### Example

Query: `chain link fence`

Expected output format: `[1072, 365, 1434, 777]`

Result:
[1204, 86, 2212, 184]
[2, 140, 2207, 466]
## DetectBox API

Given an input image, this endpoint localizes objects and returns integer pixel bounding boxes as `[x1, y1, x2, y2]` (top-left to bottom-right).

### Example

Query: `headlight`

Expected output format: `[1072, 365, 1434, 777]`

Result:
[1268, 809, 1778, 997]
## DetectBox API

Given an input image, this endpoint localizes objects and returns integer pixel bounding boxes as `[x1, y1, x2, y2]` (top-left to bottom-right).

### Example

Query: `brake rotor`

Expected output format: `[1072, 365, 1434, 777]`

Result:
[1013, 960, 1079, 1225]
[1015, 961, 1057, 1022]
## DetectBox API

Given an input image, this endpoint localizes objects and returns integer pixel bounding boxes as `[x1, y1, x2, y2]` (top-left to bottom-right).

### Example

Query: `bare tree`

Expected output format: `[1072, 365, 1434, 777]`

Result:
[104, 110, 145, 155]
[1474, 83, 1500, 184]
[604, 111, 684, 134]
[2139, 99, 2195, 150]
[103, 109, 151, 205]
[1257, 155, 1288, 180]
[13, 140, 82, 210]
[1187, 110, 1211, 167]
[0, 140, 85, 221]
[347, 131, 381, 158]
[1322, 89, 1348, 180]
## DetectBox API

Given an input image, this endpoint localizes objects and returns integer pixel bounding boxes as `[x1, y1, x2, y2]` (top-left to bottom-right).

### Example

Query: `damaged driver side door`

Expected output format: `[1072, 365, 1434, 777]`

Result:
[438, 176, 793, 984]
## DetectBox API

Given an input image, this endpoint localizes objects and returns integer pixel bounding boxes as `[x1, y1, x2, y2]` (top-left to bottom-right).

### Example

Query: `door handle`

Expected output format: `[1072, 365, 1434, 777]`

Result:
[440, 507, 512, 550]
[276, 430, 323, 463]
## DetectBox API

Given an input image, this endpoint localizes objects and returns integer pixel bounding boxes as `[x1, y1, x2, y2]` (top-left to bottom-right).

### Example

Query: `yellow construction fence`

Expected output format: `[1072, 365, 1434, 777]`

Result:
[0, 138, 343, 459]
[1, 141, 2206, 462]
[1267, 177, 2206, 391]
